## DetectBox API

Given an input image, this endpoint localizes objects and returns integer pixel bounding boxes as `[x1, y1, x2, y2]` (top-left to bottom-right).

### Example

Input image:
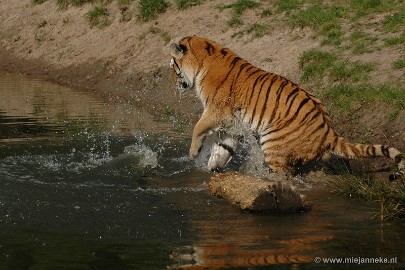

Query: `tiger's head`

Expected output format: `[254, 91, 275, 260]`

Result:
[170, 36, 217, 93]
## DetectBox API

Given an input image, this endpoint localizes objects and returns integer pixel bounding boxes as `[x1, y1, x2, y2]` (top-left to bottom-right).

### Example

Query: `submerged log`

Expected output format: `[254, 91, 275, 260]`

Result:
[209, 172, 310, 212]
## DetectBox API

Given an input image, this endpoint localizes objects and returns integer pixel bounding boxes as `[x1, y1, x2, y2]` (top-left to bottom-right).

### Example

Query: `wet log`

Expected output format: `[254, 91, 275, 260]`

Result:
[209, 172, 310, 212]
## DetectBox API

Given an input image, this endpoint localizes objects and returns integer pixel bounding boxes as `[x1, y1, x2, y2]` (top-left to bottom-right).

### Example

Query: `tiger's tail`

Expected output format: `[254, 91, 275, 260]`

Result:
[332, 137, 404, 180]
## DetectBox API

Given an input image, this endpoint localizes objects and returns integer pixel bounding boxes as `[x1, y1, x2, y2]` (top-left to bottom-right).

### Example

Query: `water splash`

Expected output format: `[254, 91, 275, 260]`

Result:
[124, 144, 158, 169]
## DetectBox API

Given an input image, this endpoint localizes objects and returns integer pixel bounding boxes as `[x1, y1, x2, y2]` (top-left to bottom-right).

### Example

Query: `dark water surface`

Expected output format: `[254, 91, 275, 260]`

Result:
[0, 72, 403, 269]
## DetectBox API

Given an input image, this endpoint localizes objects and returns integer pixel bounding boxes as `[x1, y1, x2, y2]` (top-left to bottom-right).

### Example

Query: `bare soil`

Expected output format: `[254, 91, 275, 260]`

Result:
[0, 0, 403, 172]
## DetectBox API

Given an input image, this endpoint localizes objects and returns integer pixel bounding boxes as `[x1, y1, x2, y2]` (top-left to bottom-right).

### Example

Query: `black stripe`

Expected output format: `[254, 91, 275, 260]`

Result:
[268, 119, 326, 147]
[268, 79, 289, 123]
[283, 91, 300, 117]
[381, 145, 390, 157]
[218, 143, 235, 156]
[366, 145, 373, 156]
[230, 56, 241, 68]
[246, 68, 262, 80]
[285, 87, 300, 105]
[256, 75, 279, 126]
[250, 76, 270, 126]
[205, 41, 215, 55]
[256, 78, 274, 129]
[214, 56, 242, 97]
[264, 109, 322, 144]
[234, 63, 251, 83]
[246, 73, 267, 107]
[294, 96, 311, 114]
[371, 145, 376, 156]
[272, 107, 318, 135]
[221, 48, 227, 58]
[319, 122, 331, 150]
[259, 129, 274, 143]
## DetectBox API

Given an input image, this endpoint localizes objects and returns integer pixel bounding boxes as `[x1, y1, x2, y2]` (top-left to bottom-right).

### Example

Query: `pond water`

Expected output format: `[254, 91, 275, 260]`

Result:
[0, 72, 403, 269]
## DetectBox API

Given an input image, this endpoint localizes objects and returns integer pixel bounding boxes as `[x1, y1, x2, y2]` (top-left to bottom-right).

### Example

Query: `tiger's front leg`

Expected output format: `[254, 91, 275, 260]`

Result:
[190, 110, 221, 158]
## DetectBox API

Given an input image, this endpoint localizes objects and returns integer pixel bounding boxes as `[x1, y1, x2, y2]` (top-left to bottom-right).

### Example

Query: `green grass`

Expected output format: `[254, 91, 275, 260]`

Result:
[276, 0, 303, 13]
[218, 0, 260, 27]
[138, 27, 171, 44]
[246, 23, 268, 38]
[57, 0, 94, 8]
[118, 0, 132, 4]
[393, 58, 405, 69]
[260, 8, 272, 17]
[330, 173, 405, 220]
[349, 0, 382, 17]
[175, 0, 204, 10]
[290, 4, 346, 28]
[330, 62, 375, 82]
[57, 0, 68, 8]
[299, 49, 337, 83]
[32, 0, 48, 4]
[161, 32, 171, 44]
[385, 34, 405, 47]
[323, 84, 405, 115]
[298, 48, 404, 117]
[299, 48, 376, 85]
[349, 31, 378, 54]
[231, 23, 268, 39]
[137, 0, 168, 22]
[383, 11, 405, 32]
[86, 6, 109, 26]
[290, 4, 345, 45]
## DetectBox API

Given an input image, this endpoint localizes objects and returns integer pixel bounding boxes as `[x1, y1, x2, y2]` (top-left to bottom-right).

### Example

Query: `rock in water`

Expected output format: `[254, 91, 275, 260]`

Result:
[209, 172, 310, 212]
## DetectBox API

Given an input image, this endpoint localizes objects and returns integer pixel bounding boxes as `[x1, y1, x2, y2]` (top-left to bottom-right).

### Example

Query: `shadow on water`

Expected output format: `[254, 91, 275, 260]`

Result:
[0, 72, 403, 269]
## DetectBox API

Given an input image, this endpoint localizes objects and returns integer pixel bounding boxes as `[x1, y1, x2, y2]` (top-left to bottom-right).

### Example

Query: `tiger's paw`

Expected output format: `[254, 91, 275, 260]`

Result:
[189, 144, 201, 159]
[207, 142, 235, 172]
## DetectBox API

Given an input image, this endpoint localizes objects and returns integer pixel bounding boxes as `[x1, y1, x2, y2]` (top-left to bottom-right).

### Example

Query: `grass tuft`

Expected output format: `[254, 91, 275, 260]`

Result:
[175, 0, 204, 10]
[137, 0, 168, 22]
[260, 8, 272, 18]
[349, 31, 378, 54]
[349, 0, 382, 17]
[383, 11, 405, 32]
[290, 4, 345, 46]
[299, 49, 337, 83]
[276, 0, 303, 13]
[32, 0, 48, 4]
[290, 4, 346, 29]
[393, 58, 405, 69]
[330, 173, 405, 220]
[323, 84, 405, 115]
[385, 34, 405, 47]
[246, 23, 268, 38]
[218, 0, 260, 27]
[86, 6, 109, 27]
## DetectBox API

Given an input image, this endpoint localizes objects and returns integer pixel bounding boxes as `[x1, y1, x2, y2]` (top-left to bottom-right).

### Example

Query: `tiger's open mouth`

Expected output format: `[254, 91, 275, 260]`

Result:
[170, 57, 190, 92]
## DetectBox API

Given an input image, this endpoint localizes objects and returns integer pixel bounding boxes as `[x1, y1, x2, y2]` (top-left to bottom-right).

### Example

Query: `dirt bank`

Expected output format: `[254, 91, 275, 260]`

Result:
[0, 0, 403, 172]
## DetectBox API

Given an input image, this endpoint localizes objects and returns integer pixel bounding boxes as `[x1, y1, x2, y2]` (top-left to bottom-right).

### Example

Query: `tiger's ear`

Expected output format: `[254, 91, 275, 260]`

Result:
[170, 43, 186, 58]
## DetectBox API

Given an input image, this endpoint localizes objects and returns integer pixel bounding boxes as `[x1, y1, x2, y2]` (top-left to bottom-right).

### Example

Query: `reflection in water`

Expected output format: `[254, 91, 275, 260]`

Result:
[0, 72, 404, 269]
[0, 72, 181, 140]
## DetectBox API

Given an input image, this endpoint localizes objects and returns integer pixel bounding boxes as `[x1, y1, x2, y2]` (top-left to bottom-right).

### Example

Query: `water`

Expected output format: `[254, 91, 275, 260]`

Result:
[0, 72, 403, 269]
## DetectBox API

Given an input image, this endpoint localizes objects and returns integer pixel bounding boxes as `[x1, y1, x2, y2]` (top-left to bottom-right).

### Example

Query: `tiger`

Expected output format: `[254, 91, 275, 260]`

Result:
[169, 36, 404, 179]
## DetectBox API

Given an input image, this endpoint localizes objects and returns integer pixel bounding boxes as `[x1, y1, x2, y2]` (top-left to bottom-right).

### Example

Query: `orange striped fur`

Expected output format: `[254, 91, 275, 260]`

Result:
[170, 36, 404, 178]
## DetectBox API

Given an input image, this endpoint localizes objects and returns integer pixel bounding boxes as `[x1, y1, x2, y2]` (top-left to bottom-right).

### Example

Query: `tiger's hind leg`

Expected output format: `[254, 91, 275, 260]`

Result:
[260, 140, 291, 174]
[207, 133, 237, 172]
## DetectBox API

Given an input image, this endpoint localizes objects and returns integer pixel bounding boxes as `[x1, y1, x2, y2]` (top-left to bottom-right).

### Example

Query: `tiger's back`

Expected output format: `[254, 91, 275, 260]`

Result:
[170, 36, 404, 178]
